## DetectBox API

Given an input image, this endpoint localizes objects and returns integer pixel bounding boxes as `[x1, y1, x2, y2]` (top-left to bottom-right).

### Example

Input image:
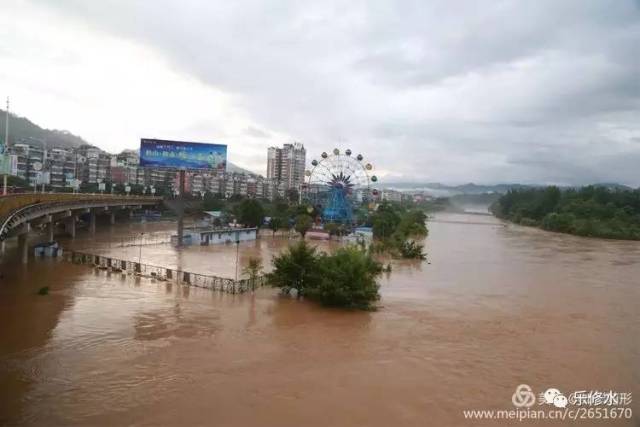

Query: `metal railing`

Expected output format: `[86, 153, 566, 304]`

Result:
[114, 232, 174, 247]
[66, 250, 267, 294]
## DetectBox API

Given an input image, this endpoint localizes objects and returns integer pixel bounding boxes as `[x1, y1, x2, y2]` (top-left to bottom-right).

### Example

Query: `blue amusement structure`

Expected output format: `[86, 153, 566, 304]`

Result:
[304, 148, 378, 225]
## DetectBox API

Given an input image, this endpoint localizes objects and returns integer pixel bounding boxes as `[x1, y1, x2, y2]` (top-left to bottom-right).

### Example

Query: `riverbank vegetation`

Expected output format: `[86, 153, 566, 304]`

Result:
[200, 194, 431, 259]
[491, 186, 640, 240]
[268, 241, 382, 310]
[369, 202, 428, 259]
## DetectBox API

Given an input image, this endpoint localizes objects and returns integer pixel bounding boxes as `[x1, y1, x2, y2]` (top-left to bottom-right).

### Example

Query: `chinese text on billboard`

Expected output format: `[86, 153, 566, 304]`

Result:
[140, 139, 227, 171]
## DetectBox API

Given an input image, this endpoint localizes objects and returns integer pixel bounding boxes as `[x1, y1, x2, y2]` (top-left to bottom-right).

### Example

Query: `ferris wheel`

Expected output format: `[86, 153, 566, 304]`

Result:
[304, 148, 378, 224]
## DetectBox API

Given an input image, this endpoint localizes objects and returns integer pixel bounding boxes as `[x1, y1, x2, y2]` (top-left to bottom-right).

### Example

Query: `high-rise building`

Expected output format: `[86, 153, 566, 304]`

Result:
[266, 143, 306, 191]
[77, 145, 110, 184]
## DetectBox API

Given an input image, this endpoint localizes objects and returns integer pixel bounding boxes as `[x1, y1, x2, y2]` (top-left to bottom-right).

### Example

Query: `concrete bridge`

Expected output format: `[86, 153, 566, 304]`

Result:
[0, 193, 161, 262]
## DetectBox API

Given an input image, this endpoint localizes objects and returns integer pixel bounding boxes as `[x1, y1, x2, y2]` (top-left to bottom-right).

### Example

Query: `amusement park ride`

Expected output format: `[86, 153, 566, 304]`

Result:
[303, 148, 379, 226]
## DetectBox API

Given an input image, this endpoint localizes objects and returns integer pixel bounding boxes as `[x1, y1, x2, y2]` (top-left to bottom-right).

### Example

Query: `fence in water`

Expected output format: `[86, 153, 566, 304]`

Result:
[65, 250, 267, 294]
[114, 232, 174, 248]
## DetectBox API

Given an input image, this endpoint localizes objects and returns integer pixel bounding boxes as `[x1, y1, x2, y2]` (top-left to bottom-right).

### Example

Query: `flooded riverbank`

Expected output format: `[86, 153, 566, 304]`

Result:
[1, 213, 638, 426]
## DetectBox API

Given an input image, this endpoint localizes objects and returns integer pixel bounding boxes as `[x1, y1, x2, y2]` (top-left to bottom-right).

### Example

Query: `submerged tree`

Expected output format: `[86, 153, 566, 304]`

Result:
[268, 216, 284, 236]
[294, 214, 313, 238]
[242, 257, 263, 281]
[306, 247, 382, 310]
[268, 242, 382, 310]
[398, 240, 427, 260]
[238, 199, 265, 228]
[268, 241, 321, 295]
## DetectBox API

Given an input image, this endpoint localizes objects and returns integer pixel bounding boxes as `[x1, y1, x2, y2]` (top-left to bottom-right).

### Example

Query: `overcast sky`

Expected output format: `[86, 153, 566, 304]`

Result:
[1, 1, 639, 185]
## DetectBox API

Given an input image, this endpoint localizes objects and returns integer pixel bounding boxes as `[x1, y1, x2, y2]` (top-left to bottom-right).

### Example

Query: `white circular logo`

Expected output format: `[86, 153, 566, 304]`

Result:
[544, 388, 562, 404]
[512, 384, 536, 408]
[553, 394, 568, 408]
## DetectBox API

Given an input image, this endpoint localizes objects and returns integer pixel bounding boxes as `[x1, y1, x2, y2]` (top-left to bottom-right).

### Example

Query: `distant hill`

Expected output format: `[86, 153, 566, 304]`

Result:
[384, 182, 531, 195]
[384, 182, 634, 195]
[0, 109, 89, 149]
[590, 183, 633, 191]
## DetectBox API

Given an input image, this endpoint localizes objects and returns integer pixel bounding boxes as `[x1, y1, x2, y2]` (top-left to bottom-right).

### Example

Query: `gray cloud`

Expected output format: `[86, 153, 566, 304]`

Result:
[28, 0, 640, 186]
[245, 126, 271, 139]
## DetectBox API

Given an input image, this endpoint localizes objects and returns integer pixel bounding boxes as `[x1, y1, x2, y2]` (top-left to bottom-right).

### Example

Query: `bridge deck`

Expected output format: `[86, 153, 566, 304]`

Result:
[0, 193, 161, 240]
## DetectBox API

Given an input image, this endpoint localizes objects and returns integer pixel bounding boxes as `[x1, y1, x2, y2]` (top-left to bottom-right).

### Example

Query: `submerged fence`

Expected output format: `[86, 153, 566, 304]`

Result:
[114, 232, 173, 248]
[65, 251, 267, 294]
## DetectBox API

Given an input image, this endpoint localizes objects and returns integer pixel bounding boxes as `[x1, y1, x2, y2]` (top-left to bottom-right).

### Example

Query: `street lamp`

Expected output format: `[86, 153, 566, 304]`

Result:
[234, 231, 240, 281]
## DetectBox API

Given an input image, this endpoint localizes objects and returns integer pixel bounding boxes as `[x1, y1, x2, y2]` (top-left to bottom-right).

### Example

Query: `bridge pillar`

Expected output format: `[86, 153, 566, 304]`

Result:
[89, 210, 96, 234]
[18, 223, 31, 264]
[19, 234, 28, 264]
[48, 222, 55, 242]
[66, 216, 77, 238]
[110, 211, 116, 225]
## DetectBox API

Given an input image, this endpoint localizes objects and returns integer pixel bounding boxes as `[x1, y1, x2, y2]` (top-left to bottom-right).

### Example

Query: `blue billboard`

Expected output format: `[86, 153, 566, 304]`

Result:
[140, 138, 227, 171]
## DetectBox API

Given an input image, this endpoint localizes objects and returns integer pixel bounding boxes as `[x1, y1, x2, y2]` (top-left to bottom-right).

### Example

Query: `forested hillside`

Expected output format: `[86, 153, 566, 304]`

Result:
[491, 186, 640, 240]
[0, 109, 88, 148]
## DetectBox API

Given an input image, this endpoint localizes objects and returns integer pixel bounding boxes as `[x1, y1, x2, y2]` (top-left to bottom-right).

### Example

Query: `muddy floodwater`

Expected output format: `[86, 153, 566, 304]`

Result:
[1, 213, 638, 426]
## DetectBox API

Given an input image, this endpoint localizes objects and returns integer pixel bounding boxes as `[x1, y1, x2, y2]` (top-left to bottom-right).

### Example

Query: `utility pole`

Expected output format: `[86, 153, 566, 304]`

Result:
[176, 169, 185, 246]
[41, 139, 47, 194]
[139, 232, 144, 264]
[3, 97, 9, 195]
[235, 232, 240, 281]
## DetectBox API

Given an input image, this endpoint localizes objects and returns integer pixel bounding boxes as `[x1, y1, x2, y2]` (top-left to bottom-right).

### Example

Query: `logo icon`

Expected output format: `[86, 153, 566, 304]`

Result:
[542, 388, 568, 408]
[512, 384, 536, 408]
[543, 388, 562, 404]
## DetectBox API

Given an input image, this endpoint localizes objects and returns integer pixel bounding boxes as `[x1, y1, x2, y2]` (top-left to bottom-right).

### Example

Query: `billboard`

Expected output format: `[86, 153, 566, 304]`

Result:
[140, 138, 227, 171]
[0, 154, 18, 175]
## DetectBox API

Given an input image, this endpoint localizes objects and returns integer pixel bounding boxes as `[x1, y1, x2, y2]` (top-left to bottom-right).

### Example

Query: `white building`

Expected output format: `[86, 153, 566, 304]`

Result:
[266, 143, 306, 194]
[172, 227, 258, 246]
[381, 189, 403, 203]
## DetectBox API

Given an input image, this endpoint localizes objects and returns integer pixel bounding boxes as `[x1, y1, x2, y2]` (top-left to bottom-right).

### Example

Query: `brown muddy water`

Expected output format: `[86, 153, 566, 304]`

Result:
[0, 213, 638, 426]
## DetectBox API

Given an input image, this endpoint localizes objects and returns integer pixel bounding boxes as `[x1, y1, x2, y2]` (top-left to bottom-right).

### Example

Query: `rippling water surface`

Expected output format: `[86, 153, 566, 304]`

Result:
[1, 213, 638, 426]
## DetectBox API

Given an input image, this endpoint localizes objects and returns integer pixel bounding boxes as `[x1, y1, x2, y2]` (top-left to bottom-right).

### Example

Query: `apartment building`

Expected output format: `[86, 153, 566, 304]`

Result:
[266, 143, 306, 191]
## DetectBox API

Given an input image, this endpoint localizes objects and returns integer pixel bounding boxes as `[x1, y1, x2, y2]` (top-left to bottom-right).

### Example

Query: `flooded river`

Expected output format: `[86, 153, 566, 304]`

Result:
[1, 213, 638, 426]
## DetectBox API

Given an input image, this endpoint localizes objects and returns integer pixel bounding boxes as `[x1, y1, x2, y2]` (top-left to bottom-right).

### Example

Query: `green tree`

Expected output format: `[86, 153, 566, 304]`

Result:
[491, 186, 640, 240]
[269, 216, 284, 236]
[307, 247, 382, 310]
[294, 214, 313, 238]
[268, 243, 382, 310]
[202, 191, 225, 211]
[268, 241, 321, 295]
[398, 240, 427, 260]
[242, 257, 263, 281]
[286, 188, 299, 203]
[5, 175, 29, 189]
[371, 202, 402, 239]
[323, 222, 339, 237]
[393, 209, 428, 240]
[238, 199, 265, 228]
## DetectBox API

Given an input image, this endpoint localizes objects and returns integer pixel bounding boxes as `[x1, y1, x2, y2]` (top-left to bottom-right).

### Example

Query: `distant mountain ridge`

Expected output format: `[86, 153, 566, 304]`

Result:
[0, 109, 89, 149]
[384, 182, 634, 195]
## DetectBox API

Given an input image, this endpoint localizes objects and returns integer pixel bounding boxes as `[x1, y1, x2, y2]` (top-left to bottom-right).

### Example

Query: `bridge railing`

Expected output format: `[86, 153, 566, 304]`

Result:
[66, 250, 267, 294]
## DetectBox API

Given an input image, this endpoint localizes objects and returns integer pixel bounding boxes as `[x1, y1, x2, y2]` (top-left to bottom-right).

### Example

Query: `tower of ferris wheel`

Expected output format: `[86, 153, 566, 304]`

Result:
[303, 148, 379, 224]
